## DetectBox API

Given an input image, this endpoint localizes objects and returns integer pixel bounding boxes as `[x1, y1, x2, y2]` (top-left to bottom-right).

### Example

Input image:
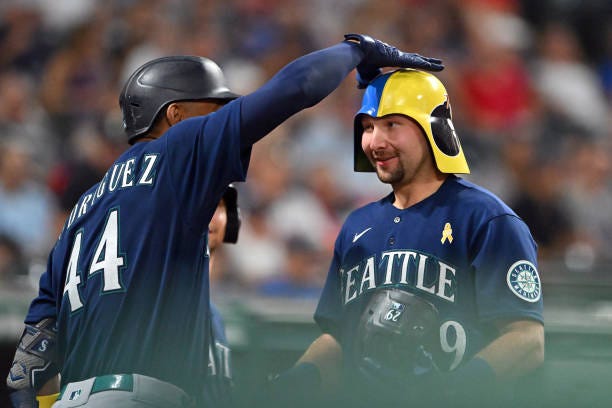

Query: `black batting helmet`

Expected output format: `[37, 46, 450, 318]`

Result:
[354, 288, 440, 386]
[119, 56, 240, 144]
[222, 184, 241, 244]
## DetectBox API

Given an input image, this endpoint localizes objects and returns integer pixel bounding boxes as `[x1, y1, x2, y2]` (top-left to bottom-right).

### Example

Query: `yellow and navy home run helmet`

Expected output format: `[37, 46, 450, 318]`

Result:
[354, 69, 469, 174]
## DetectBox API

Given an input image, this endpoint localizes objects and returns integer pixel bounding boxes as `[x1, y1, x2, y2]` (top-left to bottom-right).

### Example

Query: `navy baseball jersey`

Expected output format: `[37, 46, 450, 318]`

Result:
[25, 103, 250, 401]
[203, 303, 233, 408]
[315, 175, 543, 376]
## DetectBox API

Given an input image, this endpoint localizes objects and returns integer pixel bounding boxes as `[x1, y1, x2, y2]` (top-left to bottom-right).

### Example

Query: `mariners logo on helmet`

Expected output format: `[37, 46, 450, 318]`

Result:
[353, 69, 469, 174]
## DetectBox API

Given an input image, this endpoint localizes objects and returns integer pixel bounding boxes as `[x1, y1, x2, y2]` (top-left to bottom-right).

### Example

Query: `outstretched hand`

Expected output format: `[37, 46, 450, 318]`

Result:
[344, 33, 444, 88]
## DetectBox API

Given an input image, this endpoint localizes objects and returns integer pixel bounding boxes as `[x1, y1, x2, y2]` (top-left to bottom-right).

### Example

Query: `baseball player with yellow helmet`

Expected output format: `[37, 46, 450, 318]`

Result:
[274, 69, 544, 408]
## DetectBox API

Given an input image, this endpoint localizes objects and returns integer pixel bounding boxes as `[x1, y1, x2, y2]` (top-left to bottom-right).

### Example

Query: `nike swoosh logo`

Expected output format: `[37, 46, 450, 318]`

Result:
[353, 227, 372, 243]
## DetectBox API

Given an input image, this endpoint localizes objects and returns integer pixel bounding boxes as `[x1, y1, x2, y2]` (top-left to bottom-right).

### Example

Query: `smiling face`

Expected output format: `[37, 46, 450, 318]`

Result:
[360, 114, 436, 188]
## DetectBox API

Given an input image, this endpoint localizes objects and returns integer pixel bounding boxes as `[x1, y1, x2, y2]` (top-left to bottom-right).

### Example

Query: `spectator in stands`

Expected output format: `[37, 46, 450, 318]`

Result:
[257, 235, 323, 299]
[532, 21, 609, 138]
[0, 234, 29, 289]
[0, 139, 56, 260]
[560, 139, 612, 265]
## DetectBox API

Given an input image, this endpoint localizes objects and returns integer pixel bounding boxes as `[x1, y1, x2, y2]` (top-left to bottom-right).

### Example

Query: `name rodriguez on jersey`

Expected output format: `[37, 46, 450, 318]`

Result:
[341, 249, 457, 305]
[64, 154, 160, 233]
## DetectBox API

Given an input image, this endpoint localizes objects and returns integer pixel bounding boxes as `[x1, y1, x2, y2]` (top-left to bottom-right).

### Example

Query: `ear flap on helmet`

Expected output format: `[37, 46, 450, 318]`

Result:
[430, 101, 460, 157]
[222, 185, 241, 244]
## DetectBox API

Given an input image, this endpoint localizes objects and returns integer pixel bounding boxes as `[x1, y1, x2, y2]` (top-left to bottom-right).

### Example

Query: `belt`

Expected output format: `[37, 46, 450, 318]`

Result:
[58, 374, 133, 399]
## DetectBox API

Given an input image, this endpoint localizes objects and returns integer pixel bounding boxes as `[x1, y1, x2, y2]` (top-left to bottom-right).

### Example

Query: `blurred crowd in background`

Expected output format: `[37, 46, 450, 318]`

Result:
[0, 0, 610, 301]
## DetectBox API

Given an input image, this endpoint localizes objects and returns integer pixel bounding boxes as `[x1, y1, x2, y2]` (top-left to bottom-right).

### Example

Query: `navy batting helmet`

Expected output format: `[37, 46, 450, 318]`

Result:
[223, 184, 241, 244]
[119, 56, 240, 144]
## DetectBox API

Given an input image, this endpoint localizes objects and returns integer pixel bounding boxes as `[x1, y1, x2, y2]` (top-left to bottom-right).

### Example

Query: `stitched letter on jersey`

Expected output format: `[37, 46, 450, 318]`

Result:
[341, 250, 456, 305]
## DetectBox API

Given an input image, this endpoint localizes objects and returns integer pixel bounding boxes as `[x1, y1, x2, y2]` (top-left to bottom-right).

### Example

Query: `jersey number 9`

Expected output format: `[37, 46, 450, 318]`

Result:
[439, 320, 466, 371]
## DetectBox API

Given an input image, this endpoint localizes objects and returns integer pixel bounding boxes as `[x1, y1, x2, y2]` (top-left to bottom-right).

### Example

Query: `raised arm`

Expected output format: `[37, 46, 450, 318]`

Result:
[239, 34, 444, 145]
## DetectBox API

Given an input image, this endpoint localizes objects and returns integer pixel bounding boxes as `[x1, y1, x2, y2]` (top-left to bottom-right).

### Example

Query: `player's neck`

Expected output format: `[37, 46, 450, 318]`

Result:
[135, 136, 158, 143]
[391, 172, 447, 209]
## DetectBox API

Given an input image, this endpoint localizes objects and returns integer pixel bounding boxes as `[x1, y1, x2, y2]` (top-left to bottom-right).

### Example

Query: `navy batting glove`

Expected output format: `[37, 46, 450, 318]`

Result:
[344, 33, 444, 88]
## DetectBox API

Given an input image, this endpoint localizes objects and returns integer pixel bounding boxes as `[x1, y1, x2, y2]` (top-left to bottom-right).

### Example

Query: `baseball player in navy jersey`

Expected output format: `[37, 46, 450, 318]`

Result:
[274, 69, 545, 407]
[5, 34, 444, 407]
[204, 185, 241, 408]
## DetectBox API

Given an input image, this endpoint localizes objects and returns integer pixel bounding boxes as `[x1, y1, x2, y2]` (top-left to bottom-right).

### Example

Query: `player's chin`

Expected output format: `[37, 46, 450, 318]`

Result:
[375, 172, 394, 184]
[375, 166, 403, 185]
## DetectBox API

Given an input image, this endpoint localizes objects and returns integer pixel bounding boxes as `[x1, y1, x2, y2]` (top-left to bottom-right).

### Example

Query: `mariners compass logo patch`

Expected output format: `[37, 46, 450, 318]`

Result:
[506, 260, 541, 302]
